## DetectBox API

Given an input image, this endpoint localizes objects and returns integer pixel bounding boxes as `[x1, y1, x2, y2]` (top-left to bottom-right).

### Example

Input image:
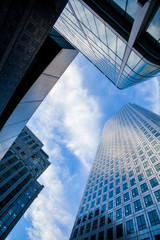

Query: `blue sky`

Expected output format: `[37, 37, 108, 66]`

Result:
[7, 53, 160, 240]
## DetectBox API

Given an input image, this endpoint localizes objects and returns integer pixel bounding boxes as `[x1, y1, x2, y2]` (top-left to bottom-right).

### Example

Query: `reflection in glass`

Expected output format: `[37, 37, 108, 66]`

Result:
[147, 7, 160, 41]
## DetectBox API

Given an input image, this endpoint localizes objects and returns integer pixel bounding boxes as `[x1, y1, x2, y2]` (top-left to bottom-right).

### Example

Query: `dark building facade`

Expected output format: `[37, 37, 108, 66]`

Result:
[0, 126, 50, 240]
[70, 104, 160, 240]
[54, 0, 160, 89]
[0, 0, 78, 159]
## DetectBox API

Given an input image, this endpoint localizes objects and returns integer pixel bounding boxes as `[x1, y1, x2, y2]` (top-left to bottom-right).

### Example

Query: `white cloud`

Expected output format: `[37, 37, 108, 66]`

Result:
[26, 59, 102, 240]
[135, 77, 160, 114]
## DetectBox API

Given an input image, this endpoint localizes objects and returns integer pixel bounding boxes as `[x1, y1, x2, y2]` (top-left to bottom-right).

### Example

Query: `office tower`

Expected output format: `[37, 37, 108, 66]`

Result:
[0, 1, 78, 159]
[70, 104, 160, 240]
[54, 0, 160, 89]
[0, 126, 50, 240]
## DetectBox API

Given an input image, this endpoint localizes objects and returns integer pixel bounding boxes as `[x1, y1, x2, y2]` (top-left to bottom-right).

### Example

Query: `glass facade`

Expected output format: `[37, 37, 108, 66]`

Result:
[54, 0, 160, 89]
[0, 126, 50, 240]
[70, 103, 160, 239]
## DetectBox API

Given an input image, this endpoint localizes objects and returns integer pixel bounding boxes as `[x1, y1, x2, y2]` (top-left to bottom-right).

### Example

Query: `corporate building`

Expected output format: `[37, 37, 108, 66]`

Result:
[0, 126, 50, 240]
[1, 0, 160, 159]
[0, 0, 78, 159]
[70, 104, 160, 240]
[54, 0, 160, 89]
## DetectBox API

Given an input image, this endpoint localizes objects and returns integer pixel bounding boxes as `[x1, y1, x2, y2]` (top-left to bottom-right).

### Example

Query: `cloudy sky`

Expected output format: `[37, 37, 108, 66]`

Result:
[7, 53, 160, 240]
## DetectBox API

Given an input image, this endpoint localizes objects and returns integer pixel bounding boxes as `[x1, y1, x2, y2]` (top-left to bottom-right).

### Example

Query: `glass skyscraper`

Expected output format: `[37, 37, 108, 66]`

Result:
[0, 126, 50, 240]
[70, 104, 160, 240]
[54, 0, 160, 89]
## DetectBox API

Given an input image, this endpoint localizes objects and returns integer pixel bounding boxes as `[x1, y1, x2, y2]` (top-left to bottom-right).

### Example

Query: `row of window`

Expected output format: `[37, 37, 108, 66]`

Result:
[0, 182, 39, 237]
[79, 190, 160, 225]
[82, 177, 159, 211]
[74, 210, 160, 239]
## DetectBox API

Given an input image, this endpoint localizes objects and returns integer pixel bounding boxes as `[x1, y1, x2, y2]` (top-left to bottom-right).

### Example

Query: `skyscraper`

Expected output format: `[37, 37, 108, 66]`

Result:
[0, 0, 78, 160]
[0, 126, 50, 240]
[54, 0, 160, 89]
[70, 104, 160, 240]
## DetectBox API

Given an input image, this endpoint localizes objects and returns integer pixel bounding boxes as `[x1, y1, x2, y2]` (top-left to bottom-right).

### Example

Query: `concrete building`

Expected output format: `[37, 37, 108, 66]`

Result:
[54, 0, 160, 89]
[0, 126, 50, 240]
[70, 104, 160, 240]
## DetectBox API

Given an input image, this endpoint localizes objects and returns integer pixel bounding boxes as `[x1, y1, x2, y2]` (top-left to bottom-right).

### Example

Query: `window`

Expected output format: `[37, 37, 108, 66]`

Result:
[139, 150, 143, 155]
[132, 187, 139, 197]
[101, 204, 106, 213]
[116, 178, 120, 185]
[103, 194, 107, 202]
[93, 193, 96, 199]
[116, 187, 120, 195]
[73, 229, 78, 238]
[140, 183, 148, 193]
[150, 177, 159, 188]
[122, 175, 126, 181]
[144, 194, 153, 207]
[88, 195, 91, 202]
[97, 198, 101, 205]
[110, 176, 113, 181]
[91, 201, 95, 208]
[138, 173, 144, 182]
[104, 179, 108, 185]
[141, 155, 146, 161]
[81, 225, 87, 236]
[143, 161, 149, 168]
[109, 190, 113, 198]
[124, 192, 130, 202]
[136, 166, 141, 173]
[155, 163, 160, 172]
[116, 224, 123, 238]
[130, 178, 136, 187]
[80, 207, 84, 214]
[147, 150, 153, 157]
[125, 204, 132, 216]
[116, 208, 122, 220]
[148, 210, 160, 226]
[77, 218, 81, 225]
[129, 170, 134, 177]
[126, 219, 134, 235]
[154, 189, 160, 202]
[107, 228, 113, 239]
[108, 212, 113, 224]
[104, 186, 107, 192]
[116, 172, 119, 178]
[151, 156, 158, 163]
[110, 182, 113, 189]
[82, 215, 87, 222]
[95, 209, 99, 216]
[85, 223, 91, 233]
[116, 196, 121, 206]
[123, 183, 128, 191]
[100, 216, 105, 227]
[146, 168, 153, 177]
[89, 212, 93, 219]
[92, 219, 98, 230]
[134, 199, 142, 212]
[85, 191, 88, 197]
[136, 215, 147, 230]
[108, 200, 113, 209]
[98, 189, 102, 196]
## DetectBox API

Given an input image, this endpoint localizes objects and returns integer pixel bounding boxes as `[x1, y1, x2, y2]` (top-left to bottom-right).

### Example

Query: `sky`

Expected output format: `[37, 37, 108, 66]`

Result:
[7, 53, 160, 240]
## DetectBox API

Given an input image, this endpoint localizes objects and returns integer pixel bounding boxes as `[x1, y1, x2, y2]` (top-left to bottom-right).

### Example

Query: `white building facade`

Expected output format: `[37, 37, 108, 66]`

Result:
[70, 103, 160, 240]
